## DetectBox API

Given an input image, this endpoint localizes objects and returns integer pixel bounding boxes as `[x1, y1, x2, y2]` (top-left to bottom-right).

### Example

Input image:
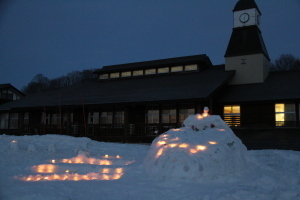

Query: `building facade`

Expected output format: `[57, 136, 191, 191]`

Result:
[0, 0, 299, 149]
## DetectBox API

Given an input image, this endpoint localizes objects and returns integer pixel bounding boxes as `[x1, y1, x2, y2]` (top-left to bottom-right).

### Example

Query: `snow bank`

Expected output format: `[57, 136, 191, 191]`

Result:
[144, 115, 252, 181]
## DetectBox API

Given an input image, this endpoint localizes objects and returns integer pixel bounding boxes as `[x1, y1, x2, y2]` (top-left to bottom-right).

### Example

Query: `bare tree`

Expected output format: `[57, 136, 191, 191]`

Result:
[270, 54, 300, 71]
[22, 69, 96, 94]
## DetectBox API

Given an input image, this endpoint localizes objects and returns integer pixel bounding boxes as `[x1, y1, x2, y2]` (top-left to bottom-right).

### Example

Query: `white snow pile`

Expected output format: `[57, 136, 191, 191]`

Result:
[144, 114, 252, 181]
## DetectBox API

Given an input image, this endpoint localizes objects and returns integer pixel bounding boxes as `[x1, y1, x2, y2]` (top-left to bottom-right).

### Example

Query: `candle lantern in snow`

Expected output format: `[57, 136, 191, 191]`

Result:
[10, 140, 19, 151]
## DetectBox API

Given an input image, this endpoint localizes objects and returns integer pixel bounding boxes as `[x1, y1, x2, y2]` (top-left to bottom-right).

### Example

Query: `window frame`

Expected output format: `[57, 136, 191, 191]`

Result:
[275, 103, 296, 127]
[157, 67, 169, 74]
[145, 69, 156, 75]
[223, 105, 241, 127]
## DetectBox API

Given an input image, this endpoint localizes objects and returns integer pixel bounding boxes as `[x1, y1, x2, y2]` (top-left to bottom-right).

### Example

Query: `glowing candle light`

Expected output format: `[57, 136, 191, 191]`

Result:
[208, 141, 217, 145]
[196, 145, 207, 151]
[179, 143, 189, 148]
[190, 149, 198, 153]
[155, 148, 164, 158]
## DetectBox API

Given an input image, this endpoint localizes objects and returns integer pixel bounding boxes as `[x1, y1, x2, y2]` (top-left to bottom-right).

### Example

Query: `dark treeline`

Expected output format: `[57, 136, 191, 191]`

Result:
[270, 54, 300, 71]
[21, 69, 96, 95]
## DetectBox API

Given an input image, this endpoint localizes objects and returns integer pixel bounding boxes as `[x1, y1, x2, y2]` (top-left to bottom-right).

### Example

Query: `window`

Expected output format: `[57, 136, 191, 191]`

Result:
[0, 113, 9, 129]
[121, 71, 131, 77]
[110, 72, 119, 78]
[145, 69, 156, 75]
[24, 112, 29, 125]
[146, 106, 159, 123]
[162, 105, 176, 123]
[51, 113, 61, 125]
[88, 111, 99, 124]
[100, 111, 113, 124]
[171, 66, 183, 72]
[185, 64, 198, 71]
[158, 67, 169, 74]
[6, 90, 13, 100]
[114, 109, 124, 125]
[275, 103, 295, 126]
[99, 74, 109, 79]
[179, 104, 194, 123]
[9, 113, 19, 129]
[133, 70, 143, 76]
[41, 112, 50, 125]
[224, 105, 240, 127]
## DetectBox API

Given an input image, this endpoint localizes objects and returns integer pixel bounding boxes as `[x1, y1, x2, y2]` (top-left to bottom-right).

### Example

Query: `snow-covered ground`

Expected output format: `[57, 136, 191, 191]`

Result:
[1, 116, 300, 200]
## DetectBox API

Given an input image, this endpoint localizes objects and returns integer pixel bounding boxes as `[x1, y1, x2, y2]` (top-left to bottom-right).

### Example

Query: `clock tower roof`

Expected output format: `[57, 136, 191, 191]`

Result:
[224, 26, 270, 60]
[233, 0, 261, 15]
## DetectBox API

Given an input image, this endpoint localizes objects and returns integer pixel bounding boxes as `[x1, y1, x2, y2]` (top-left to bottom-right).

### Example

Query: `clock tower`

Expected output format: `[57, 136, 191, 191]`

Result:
[225, 0, 270, 85]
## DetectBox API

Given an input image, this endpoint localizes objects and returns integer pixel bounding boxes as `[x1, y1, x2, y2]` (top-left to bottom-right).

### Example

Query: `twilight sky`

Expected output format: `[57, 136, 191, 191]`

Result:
[1, 0, 299, 90]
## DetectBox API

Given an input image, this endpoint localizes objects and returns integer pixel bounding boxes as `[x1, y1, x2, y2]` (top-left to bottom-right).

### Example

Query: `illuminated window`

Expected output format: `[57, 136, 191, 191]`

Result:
[179, 104, 194, 123]
[185, 64, 198, 71]
[133, 70, 143, 76]
[158, 67, 169, 74]
[171, 66, 183, 72]
[99, 74, 108, 80]
[224, 105, 240, 126]
[162, 105, 176, 123]
[110, 73, 119, 78]
[121, 71, 131, 77]
[275, 103, 295, 126]
[146, 106, 159, 123]
[100, 111, 113, 124]
[145, 69, 156, 75]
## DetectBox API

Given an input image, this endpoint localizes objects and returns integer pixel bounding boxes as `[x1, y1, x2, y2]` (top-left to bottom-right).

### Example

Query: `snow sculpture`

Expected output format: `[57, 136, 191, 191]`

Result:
[144, 110, 252, 181]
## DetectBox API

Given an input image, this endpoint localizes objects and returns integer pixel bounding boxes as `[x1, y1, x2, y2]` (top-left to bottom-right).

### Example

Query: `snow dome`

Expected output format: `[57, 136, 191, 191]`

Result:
[144, 110, 252, 181]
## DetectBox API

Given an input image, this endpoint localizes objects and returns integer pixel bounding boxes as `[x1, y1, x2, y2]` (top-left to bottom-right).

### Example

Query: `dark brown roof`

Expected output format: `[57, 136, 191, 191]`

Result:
[218, 71, 300, 103]
[94, 54, 212, 73]
[233, 0, 261, 15]
[224, 26, 269, 60]
[0, 66, 234, 110]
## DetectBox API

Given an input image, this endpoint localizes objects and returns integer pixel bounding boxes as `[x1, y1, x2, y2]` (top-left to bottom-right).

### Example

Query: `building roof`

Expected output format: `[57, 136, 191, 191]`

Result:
[94, 54, 212, 73]
[224, 26, 269, 60]
[218, 71, 300, 103]
[0, 66, 234, 110]
[0, 83, 25, 97]
[233, 0, 261, 15]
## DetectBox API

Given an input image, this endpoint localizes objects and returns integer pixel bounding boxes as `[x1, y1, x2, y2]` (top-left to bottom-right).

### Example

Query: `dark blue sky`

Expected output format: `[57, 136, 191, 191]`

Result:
[1, 0, 299, 90]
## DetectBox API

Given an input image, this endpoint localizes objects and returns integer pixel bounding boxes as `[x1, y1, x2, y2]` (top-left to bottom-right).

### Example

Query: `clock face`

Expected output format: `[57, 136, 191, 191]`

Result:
[239, 13, 249, 23]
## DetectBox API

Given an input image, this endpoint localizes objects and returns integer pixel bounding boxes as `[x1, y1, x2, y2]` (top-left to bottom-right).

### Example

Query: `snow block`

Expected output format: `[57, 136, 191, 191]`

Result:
[144, 115, 251, 181]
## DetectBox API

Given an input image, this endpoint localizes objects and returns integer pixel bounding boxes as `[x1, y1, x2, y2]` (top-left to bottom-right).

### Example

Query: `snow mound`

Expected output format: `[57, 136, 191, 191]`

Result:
[144, 115, 252, 181]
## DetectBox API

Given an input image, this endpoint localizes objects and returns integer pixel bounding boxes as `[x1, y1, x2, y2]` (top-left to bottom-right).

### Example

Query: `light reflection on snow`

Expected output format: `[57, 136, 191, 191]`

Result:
[16, 169, 124, 181]
[17, 154, 134, 182]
